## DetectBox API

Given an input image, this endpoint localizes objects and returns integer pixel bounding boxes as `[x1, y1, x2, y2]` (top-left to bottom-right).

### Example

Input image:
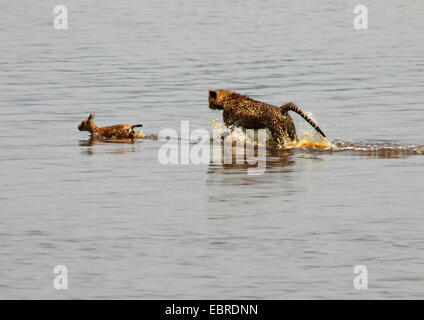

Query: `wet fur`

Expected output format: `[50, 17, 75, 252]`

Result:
[77, 114, 144, 140]
[208, 90, 325, 145]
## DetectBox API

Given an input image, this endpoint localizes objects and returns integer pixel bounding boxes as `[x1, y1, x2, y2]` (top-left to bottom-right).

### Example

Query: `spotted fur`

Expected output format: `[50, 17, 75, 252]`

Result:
[208, 90, 325, 145]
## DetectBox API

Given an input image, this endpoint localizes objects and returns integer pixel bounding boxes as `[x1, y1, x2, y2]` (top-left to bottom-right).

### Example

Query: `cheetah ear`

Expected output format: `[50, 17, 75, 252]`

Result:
[209, 90, 217, 99]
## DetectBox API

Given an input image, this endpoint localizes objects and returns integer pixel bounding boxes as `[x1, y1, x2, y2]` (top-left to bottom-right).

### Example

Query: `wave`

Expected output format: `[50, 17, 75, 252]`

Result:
[210, 119, 424, 157]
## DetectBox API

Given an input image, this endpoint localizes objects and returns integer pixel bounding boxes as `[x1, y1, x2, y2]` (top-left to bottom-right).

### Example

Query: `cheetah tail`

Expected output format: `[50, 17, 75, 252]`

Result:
[280, 103, 326, 138]
[131, 124, 143, 129]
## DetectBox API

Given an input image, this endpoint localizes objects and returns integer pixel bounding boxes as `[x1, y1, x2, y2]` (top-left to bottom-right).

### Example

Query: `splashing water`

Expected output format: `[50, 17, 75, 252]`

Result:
[133, 130, 145, 139]
[287, 131, 335, 149]
[210, 119, 334, 149]
[210, 119, 270, 146]
[209, 119, 424, 156]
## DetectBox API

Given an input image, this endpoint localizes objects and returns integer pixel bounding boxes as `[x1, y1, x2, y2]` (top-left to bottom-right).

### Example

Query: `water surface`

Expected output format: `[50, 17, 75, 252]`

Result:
[1, 0, 424, 299]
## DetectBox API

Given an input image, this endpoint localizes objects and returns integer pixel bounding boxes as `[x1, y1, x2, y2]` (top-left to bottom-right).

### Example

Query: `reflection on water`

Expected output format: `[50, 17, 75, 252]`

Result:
[207, 141, 296, 175]
[79, 138, 138, 146]
[79, 138, 140, 155]
[78, 134, 160, 155]
[206, 139, 424, 175]
[206, 125, 424, 175]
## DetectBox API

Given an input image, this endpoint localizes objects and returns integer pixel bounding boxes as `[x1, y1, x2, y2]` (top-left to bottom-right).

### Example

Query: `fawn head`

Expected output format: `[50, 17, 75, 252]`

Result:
[77, 113, 96, 132]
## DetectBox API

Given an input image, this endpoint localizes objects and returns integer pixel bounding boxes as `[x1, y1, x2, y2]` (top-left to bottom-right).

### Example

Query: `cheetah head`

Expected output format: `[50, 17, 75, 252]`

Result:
[208, 90, 232, 110]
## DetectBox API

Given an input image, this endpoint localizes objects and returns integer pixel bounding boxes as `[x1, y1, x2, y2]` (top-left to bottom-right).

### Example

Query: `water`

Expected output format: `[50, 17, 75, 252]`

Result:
[1, 0, 424, 299]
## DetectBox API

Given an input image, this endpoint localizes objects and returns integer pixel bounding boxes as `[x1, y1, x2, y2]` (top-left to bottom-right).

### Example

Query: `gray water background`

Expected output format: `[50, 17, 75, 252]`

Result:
[1, 0, 424, 299]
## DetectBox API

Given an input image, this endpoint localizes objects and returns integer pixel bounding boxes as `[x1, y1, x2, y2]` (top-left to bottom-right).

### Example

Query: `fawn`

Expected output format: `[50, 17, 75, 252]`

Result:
[77, 113, 144, 140]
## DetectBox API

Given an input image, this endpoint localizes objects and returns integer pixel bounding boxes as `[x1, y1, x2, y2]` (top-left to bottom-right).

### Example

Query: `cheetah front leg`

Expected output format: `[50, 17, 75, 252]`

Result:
[223, 110, 235, 127]
[267, 120, 288, 146]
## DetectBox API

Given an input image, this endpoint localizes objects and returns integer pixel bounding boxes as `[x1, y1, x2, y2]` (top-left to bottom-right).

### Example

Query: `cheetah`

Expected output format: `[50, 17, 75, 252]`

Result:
[208, 90, 325, 145]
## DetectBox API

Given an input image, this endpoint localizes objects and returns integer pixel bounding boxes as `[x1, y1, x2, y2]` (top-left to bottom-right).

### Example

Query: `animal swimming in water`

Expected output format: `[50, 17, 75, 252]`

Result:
[77, 113, 144, 140]
[208, 90, 326, 145]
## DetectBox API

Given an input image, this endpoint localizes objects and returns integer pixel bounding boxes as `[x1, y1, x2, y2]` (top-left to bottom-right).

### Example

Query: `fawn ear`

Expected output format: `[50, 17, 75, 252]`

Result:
[88, 113, 95, 120]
